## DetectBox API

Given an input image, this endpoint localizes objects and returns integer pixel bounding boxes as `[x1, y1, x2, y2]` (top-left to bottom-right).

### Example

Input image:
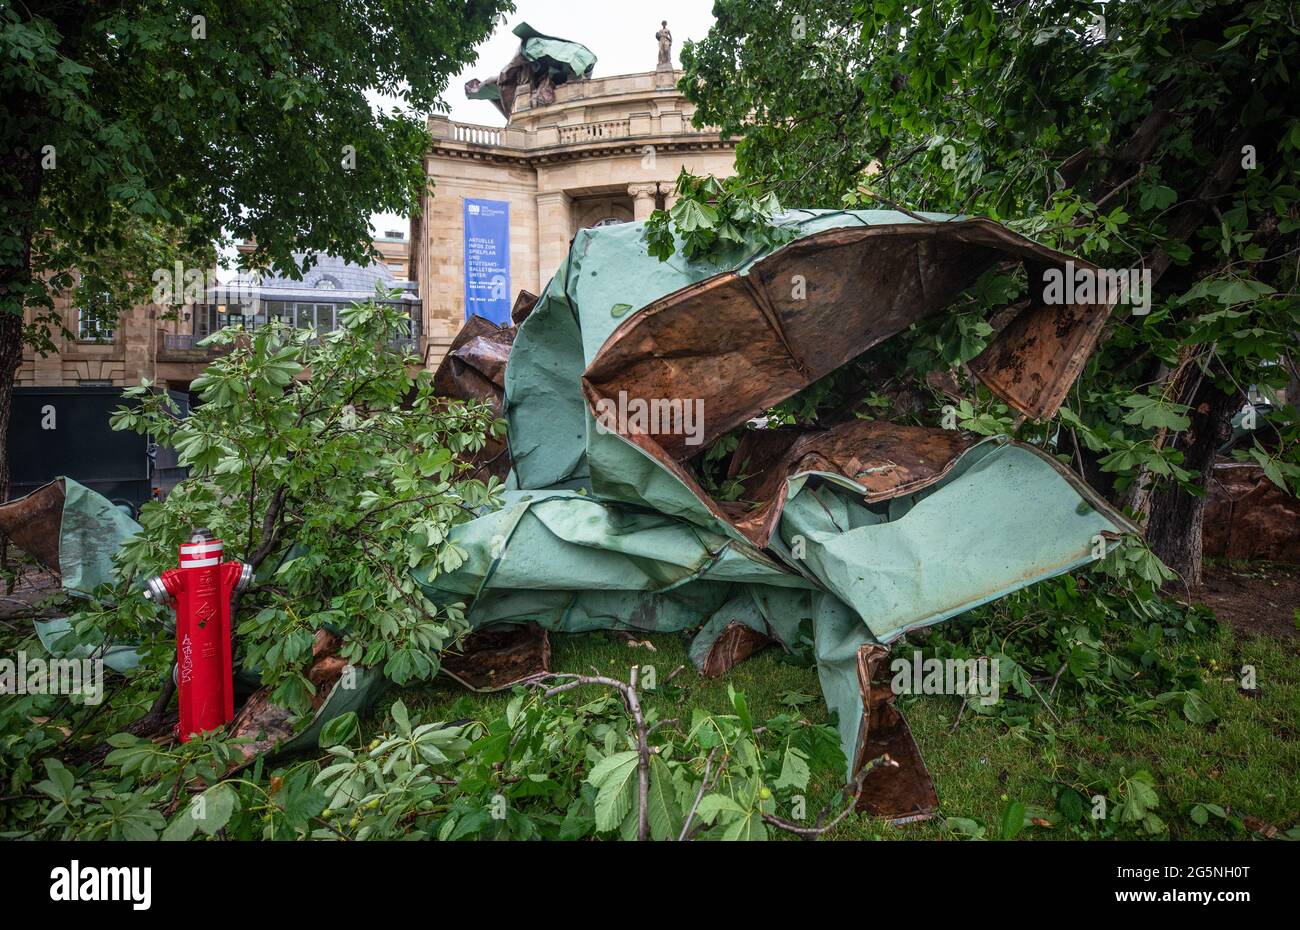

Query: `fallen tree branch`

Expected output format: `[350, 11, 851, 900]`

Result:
[762, 754, 899, 840]
[531, 669, 651, 841]
[678, 747, 721, 841]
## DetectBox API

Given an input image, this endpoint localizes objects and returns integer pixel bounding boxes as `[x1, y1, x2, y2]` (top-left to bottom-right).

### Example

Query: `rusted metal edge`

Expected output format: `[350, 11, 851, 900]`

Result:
[0, 478, 66, 574]
[699, 621, 776, 678]
[725, 421, 983, 545]
[584, 219, 1111, 460]
[852, 643, 940, 823]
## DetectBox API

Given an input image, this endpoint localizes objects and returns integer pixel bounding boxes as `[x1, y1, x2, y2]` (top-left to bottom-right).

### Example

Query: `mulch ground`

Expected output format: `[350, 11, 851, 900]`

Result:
[1189, 561, 1300, 640]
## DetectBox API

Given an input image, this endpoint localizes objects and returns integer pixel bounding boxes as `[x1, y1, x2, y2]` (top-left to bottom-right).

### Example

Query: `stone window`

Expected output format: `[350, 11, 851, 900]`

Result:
[76, 291, 118, 342]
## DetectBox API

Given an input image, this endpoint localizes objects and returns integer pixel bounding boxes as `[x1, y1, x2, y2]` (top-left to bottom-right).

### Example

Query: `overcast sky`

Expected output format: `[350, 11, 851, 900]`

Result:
[367, 0, 718, 235]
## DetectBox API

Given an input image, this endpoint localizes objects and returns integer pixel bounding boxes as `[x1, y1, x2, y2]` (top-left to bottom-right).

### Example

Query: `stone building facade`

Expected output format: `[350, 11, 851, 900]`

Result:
[17, 36, 733, 387]
[17, 291, 189, 389]
[16, 234, 412, 393]
[412, 61, 736, 367]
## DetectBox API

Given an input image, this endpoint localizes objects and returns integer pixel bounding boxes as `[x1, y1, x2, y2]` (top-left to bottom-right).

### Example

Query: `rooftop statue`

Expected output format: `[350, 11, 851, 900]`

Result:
[656, 20, 672, 69]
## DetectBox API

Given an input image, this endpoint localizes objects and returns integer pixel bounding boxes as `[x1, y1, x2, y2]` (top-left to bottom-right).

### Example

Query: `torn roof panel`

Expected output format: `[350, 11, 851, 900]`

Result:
[512, 22, 597, 81]
[464, 22, 597, 118]
[582, 218, 1115, 466]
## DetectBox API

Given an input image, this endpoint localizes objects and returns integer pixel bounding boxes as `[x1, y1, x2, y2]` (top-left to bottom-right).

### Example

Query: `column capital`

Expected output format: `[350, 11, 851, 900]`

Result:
[628, 183, 659, 222]
[536, 189, 572, 206]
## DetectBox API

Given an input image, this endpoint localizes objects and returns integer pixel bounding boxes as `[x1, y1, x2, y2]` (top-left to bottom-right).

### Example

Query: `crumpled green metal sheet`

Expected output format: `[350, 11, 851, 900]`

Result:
[505, 219, 733, 491]
[33, 617, 142, 675]
[513, 22, 597, 81]
[57, 478, 143, 594]
[413, 490, 817, 669]
[777, 440, 1134, 643]
[464, 22, 597, 117]
[506, 210, 963, 505]
[448, 208, 1135, 791]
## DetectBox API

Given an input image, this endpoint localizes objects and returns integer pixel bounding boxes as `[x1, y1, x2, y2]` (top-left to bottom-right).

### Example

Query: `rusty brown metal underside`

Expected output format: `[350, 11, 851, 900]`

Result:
[511, 289, 539, 326]
[720, 420, 983, 546]
[440, 622, 552, 691]
[228, 629, 348, 763]
[580, 219, 1113, 549]
[853, 644, 940, 823]
[433, 315, 513, 411]
[582, 221, 1111, 512]
[432, 315, 517, 481]
[0, 479, 66, 574]
[699, 621, 777, 678]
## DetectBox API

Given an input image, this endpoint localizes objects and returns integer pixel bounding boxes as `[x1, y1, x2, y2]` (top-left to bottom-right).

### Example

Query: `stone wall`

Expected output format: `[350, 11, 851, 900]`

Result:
[18, 294, 185, 388]
[419, 68, 738, 370]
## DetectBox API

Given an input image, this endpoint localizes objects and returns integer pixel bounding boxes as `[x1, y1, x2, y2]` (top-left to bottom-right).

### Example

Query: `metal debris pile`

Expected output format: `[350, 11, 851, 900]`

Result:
[2, 210, 1155, 819]
[422, 210, 1138, 820]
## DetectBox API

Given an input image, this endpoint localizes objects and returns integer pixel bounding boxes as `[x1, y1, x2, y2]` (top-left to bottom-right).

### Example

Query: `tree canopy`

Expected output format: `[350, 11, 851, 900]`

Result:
[674, 0, 1300, 583]
[0, 0, 511, 492]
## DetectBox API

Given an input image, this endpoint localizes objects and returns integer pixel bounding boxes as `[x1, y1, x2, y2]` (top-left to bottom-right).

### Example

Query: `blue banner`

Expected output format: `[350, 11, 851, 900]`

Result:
[463, 198, 511, 324]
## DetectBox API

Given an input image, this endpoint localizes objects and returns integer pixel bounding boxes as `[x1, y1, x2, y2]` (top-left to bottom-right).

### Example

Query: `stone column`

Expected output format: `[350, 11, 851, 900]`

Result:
[628, 183, 659, 222]
[660, 184, 680, 212]
[536, 190, 573, 286]
[121, 304, 154, 384]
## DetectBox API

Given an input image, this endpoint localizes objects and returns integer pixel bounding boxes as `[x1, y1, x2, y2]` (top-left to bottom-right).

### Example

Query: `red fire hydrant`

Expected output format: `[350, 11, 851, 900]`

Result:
[145, 530, 252, 742]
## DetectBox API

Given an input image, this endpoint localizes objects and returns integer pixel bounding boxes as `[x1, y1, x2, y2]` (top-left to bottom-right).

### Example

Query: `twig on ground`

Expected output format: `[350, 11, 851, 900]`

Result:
[950, 696, 969, 733]
[762, 754, 899, 840]
[679, 747, 726, 841]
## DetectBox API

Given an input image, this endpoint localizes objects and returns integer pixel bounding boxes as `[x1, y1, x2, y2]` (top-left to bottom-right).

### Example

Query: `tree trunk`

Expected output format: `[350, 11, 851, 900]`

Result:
[0, 141, 44, 506]
[0, 315, 17, 592]
[1145, 376, 1238, 588]
[0, 312, 22, 504]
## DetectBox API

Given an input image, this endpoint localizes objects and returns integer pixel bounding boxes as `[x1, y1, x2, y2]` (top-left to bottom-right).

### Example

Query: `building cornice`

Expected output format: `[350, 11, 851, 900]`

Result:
[428, 133, 737, 168]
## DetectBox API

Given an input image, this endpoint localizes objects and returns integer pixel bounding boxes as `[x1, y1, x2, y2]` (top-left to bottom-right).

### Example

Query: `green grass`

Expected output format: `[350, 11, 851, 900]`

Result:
[379, 621, 1300, 840]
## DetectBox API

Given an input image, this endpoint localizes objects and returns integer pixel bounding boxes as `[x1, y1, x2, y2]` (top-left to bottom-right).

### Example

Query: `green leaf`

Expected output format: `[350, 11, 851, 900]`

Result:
[588, 750, 640, 832]
[1182, 690, 1216, 724]
[999, 799, 1026, 839]
[195, 783, 237, 836]
[1056, 788, 1085, 822]
[1117, 772, 1160, 822]
[695, 792, 745, 825]
[728, 684, 753, 733]
[646, 755, 682, 840]
[319, 711, 359, 748]
[671, 198, 720, 233]
[1139, 184, 1177, 210]
[391, 699, 411, 737]
[1120, 392, 1191, 431]
[41, 758, 75, 799]
[773, 745, 811, 791]
[720, 807, 767, 840]
[946, 816, 986, 839]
